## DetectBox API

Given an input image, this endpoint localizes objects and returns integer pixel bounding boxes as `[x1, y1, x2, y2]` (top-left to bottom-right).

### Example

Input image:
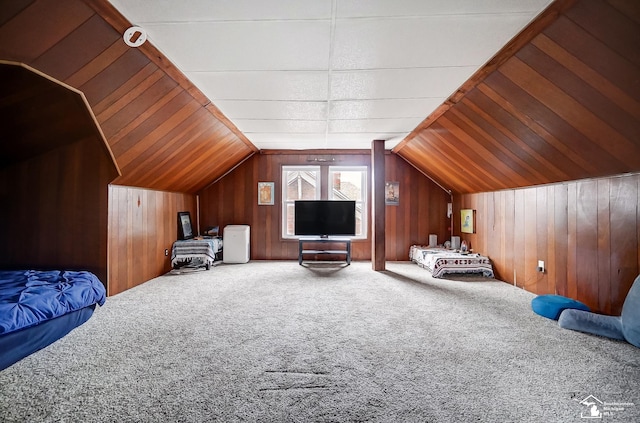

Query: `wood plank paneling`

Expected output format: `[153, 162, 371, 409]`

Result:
[455, 173, 640, 315]
[107, 185, 196, 296]
[0, 137, 118, 285]
[0, 0, 257, 194]
[394, 0, 640, 194]
[575, 181, 599, 309]
[372, 140, 386, 270]
[0, 62, 118, 287]
[609, 177, 639, 313]
[200, 150, 450, 262]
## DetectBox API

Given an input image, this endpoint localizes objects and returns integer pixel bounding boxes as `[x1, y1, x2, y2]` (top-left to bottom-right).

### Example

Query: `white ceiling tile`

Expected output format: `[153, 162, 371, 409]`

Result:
[214, 100, 327, 120]
[331, 15, 535, 69]
[330, 68, 473, 100]
[110, 0, 332, 22]
[324, 134, 406, 149]
[247, 133, 329, 149]
[145, 21, 330, 71]
[106, 0, 552, 151]
[329, 98, 442, 119]
[235, 119, 326, 133]
[384, 135, 410, 150]
[329, 118, 424, 133]
[187, 71, 328, 101]
[337, 0, 553, 18]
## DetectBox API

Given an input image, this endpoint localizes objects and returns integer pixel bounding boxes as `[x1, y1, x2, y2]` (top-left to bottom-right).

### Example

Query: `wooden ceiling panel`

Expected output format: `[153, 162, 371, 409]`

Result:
[31, 14, 119, 82]
[566, 0, 640, 66]
[0, 1, 34, 27]
[545, 15, 640, 100]
[100, 73, 179, 138]
[395, 0, 640, 194]
[3, 0, 638, 195]
[454, 94, 563, 182]
[79, 48, 151, 106]
[482, 71, 616, 176]
[445, 105, 538, 186]
[0, 0, 93, 62]
[1, 0, 256, 193]
[0, 61, 118, 179]
[114, 92, 199, 169]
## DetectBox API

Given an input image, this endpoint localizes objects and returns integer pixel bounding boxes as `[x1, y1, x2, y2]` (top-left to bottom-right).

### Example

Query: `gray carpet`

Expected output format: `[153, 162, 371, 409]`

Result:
[1, 261, 639, 422]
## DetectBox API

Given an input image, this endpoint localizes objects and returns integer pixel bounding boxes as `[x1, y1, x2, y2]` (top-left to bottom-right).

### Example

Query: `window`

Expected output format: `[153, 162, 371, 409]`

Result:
[282, 165, 367, 239]
[329, 166, 367, 238]
[282, 166, 320, 238]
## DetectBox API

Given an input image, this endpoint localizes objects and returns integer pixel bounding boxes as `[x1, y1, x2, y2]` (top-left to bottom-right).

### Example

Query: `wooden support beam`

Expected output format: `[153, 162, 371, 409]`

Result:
[371, 140, 386, 270]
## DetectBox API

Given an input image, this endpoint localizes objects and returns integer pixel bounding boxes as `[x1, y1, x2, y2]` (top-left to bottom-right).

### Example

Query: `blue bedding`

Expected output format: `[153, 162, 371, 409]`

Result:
[0, 270, 106, 335]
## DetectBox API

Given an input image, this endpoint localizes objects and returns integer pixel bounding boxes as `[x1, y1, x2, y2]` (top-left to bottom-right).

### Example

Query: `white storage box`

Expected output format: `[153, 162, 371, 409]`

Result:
[223, 225, 250, 263]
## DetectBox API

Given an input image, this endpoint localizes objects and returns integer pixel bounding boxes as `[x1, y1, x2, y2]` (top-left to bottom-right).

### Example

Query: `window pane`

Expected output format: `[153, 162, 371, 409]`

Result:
[282, 166, 320, 238]
[330, 170, 363, 201]
[329, 166, 367, 238]
[285, 203, 295, 236]
[355, 205, 363, 236]
[285, 170, 319, 201]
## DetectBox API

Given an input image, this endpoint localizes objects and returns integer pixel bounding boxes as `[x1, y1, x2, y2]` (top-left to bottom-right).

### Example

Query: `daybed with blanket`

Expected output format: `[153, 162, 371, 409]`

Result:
[0, 270, 106, 370]
[410, 245, 494, 278]
[171, 237, 223, 270]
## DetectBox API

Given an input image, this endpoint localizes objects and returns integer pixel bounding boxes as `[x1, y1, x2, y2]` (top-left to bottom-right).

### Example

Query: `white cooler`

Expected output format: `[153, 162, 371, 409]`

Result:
[223, 225, 250, 263]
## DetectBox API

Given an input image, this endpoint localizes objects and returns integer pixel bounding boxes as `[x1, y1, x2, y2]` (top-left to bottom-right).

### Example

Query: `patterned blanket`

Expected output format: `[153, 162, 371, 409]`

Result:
[171, 238, 223, 268]
[410, 246, 494, 278]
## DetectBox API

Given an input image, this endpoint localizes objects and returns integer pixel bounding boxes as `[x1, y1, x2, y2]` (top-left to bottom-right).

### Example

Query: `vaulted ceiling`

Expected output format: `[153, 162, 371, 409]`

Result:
[395, 0, 640, 193]
[1, 0, 639, 195]
[106, 0, 554, 150]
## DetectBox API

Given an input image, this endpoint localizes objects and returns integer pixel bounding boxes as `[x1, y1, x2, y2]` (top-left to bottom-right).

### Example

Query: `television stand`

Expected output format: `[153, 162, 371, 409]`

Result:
[298, 237, 351, 265]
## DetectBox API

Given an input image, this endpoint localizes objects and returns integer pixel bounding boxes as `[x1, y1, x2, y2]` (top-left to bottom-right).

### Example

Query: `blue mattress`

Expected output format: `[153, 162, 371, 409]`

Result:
[0, 270, 106, 370]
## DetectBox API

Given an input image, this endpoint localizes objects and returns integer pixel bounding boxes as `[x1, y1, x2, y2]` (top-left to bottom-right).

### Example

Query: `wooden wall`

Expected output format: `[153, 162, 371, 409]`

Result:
[0, 138, 118, 285]
[199, 151, 451, 261]
[395, 0, 640, 194]
[455, 173, 640, 315]
[107, 185, 196, 296]
[0, 0, 256, 194]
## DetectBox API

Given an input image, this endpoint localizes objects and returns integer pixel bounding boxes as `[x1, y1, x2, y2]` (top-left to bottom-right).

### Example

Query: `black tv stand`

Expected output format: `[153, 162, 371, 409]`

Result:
[298, 237, 351, 265]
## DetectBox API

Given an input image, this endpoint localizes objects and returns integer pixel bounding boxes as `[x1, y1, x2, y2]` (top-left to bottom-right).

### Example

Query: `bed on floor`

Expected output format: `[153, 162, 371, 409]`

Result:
[0, 270, 106, 371]
[410, 245, 494, 278]
[171, 237, 223, 270]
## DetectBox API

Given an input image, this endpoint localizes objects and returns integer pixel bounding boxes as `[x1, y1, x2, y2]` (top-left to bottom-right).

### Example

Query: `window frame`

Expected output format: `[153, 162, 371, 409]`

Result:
[328, 166, 368, 239]
[281, 164, 368, 240]
[281, 165, 321, 239]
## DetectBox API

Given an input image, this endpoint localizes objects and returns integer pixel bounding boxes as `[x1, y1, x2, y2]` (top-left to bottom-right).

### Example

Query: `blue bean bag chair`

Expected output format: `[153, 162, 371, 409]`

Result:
[531, 294, 590, 320]
[559, 274, 640, 348]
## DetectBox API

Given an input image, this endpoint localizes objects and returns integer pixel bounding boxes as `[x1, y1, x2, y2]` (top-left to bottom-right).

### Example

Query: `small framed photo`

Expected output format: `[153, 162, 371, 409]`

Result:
[461, 209, 475, 234]
[258, 182, 275, 205]
[177, 211, 194, 240]
[385, 181, 399, 205]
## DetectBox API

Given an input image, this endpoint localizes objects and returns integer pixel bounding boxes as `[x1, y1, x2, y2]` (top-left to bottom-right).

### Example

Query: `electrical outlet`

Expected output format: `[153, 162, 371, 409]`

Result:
[537, 260, 545, 273]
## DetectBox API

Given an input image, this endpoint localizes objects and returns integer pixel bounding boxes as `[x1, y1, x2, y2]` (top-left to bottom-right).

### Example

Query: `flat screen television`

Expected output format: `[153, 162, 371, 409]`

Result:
[294, 200, 356, 237]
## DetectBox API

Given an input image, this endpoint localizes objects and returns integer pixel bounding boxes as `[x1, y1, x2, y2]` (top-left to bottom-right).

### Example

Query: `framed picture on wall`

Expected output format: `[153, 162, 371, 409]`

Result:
[461, 209, 475, 234]
[385, 181, 399, 205]
[258, 182, 275, 205]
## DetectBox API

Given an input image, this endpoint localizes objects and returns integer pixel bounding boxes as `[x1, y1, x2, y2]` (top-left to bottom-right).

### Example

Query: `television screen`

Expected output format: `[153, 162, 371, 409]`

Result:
[294, 200, 356, 237]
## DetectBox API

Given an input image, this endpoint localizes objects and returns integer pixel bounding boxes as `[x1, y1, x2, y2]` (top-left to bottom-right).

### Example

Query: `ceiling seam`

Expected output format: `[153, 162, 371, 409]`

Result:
[324, 0, 338, 148]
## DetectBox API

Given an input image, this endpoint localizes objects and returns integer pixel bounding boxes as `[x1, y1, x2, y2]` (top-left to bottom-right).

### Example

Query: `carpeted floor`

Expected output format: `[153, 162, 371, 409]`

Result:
[1, 261, 639, 422]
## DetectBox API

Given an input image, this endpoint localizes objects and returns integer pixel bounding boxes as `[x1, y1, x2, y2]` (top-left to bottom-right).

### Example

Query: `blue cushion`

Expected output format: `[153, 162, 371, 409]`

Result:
[621, 274, 640, 348]
[556, 275, 640, 348]
[531, 294, 590, 320]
